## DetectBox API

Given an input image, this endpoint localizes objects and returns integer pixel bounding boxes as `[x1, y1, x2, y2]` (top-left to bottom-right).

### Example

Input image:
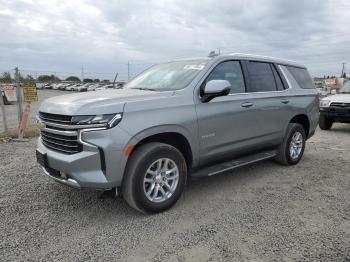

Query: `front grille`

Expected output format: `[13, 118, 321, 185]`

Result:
[330, 102, 350, 108]
[39, 112, 72, 124]
[39, 112, 82, 154]
[41, 130, 82, 154]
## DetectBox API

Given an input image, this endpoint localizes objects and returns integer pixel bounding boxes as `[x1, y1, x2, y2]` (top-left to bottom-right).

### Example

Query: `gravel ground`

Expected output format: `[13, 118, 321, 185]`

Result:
[0, 125, 350, 261]
[0, 89, 75, 133]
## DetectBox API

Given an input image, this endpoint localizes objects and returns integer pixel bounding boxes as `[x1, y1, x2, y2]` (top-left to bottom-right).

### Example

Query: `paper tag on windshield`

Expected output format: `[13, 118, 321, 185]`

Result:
[184, 65, 205, 70]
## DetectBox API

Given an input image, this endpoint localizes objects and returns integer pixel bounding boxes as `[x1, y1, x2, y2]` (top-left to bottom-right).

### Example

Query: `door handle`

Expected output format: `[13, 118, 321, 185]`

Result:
[241, 102, 253, 108]
[281, 99, 290, 104]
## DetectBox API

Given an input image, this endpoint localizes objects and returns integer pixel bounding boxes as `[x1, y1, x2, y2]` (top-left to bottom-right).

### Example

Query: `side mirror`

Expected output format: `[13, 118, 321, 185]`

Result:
[201, 80, 231, 102]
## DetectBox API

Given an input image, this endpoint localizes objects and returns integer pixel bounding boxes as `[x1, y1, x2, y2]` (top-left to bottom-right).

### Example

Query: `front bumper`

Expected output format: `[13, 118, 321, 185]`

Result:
[320, 106, 350, 122]
[43, 167, 81, 188]
[36, 126, 132, 189]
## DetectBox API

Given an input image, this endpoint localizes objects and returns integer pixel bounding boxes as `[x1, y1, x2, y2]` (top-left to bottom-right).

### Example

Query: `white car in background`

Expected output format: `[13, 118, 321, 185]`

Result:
[64, 84, 76, 91]
[76, 83, 92, 92]
[95, 84, 115, 91]
[319, 81, 350, 130]
[72, 84, 82, 91]
[86, 84, 98, 91]
[52, 83, 61, 90]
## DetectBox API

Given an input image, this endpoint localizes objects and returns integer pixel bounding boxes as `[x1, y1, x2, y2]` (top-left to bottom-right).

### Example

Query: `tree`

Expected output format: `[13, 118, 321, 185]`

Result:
[37, 74, 61, 82]
[50, 74, 61, 82]
[0, 72, 12, 83]
[102, 79, 110, 83]
[83, 78, 93, 83]
[38, 75, 51, 82]
[21, 74, 35, 84]
[342, 72, 347, 78]
[93, 78, 100, 83]
[66, 76, 81, 82]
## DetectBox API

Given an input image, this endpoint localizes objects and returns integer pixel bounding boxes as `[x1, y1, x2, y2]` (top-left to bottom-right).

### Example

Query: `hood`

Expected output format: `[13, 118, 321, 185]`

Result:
[323, 94, 350, 103]
[39, 89, 173, 115]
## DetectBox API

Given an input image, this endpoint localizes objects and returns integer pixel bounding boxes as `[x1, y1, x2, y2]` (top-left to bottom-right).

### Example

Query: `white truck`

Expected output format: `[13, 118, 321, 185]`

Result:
[319, 81, 350, 130]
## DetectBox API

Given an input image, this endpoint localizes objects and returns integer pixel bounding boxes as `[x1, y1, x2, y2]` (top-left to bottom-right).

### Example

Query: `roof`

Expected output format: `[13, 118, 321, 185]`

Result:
[161, 53, 306, 68]
[221, 53, 305, 68]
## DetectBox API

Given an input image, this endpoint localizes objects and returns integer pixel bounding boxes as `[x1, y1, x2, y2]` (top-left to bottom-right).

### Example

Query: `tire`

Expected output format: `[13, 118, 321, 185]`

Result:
[319, 114, 333, 130]
[275, 123, 306, 166]
[122, 142, 187, 214]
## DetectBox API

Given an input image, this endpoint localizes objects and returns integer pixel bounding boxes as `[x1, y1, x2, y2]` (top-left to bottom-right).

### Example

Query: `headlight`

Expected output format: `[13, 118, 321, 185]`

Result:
[320, 100, 331, 108]
[71, 113, 122, 128]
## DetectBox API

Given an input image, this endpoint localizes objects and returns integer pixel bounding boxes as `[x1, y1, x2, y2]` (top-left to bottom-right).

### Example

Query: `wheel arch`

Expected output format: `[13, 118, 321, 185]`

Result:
[289, 114, 310, 138]
[121, 124, 198, 178]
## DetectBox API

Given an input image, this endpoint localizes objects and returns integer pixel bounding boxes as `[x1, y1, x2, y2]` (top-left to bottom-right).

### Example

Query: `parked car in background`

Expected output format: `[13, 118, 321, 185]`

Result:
[36, 54, 319, 213]
[44, 83, 52, 89]
[86, 84, 97, 91]
[96, 84, 114, 90]
[64, 84, 76, 91]
[319, 81, 350, 130]
[72, 84, 82, 91]
[77, 83, 93, 92]
[58, 84, 67, 90]
[52, 83, 63, 90]
[36, 83, 46, 89]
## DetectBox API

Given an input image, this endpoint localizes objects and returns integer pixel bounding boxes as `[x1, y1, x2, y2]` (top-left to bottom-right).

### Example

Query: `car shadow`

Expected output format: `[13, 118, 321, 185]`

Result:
[43, 159, 281, 220]
[328, 123, 350, 133]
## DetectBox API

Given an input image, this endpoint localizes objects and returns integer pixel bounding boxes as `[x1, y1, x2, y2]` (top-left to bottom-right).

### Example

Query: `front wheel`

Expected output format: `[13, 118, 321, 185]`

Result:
[122, 142, 187, 214]
[319, 114, 333, 130]
[275, 123, 306, 166]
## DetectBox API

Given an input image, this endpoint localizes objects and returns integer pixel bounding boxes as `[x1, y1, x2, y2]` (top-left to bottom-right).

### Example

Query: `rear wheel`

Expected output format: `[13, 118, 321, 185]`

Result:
[122, 142, 187, 214]
[319, 114, 333, 130]
[275, 123, 306, 166]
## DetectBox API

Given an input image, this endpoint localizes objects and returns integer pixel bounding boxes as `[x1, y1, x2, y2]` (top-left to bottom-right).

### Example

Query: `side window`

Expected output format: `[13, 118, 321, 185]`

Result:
[271, 65, 285, 91]
[246, 61, 277, 92]
[286, 66, 314, 89]
[205, 61, 245, 94]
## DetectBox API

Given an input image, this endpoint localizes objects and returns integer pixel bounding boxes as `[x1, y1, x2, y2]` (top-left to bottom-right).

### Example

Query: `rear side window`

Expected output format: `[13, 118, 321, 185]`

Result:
[271, 65, 285, 91]
[205, 61, 246, 94]
[286, 66, 314, 89]
[246, 62, 277, 92]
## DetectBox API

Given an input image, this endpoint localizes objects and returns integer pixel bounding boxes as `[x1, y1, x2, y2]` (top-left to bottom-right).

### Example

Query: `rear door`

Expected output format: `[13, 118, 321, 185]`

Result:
[244, 61, 288, 145]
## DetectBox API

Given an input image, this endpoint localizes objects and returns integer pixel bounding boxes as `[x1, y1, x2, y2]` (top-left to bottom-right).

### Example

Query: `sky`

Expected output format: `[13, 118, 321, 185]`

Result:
[0, 0, 349, 80]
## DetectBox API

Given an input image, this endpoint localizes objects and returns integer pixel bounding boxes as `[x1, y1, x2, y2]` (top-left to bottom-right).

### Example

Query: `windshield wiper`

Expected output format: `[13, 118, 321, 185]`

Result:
[130, 87, 157, 91]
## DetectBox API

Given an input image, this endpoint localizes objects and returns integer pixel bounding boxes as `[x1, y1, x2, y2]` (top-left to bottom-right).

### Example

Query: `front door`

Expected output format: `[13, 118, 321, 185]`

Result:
[195, 60, 259, 165]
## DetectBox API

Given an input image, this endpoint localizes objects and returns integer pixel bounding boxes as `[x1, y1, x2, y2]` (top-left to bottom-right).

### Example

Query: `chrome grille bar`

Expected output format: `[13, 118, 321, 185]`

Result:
[39, 112, 83, 154]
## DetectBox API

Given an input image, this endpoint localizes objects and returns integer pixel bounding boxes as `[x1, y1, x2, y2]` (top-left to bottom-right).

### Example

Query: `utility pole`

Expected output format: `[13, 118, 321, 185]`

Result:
[341, 63, 346, 78]
[113, 72, 118, 88]
[127, 61, 130, 81]
[15, 67, 23, 127]
[81, 65, 84, 81]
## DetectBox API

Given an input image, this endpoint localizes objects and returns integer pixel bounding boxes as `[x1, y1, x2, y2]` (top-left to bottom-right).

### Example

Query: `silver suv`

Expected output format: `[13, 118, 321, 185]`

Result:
[36, 54, 319, 213]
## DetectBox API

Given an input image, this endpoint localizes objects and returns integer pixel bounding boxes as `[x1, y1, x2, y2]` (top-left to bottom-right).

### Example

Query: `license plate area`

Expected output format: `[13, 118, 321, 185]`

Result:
[36, 150, 48, 167]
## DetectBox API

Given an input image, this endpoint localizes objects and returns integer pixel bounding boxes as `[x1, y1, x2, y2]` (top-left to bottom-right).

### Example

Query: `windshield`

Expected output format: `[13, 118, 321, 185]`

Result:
[125, 60, 208, 91]
[339, 82, 350, 94]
